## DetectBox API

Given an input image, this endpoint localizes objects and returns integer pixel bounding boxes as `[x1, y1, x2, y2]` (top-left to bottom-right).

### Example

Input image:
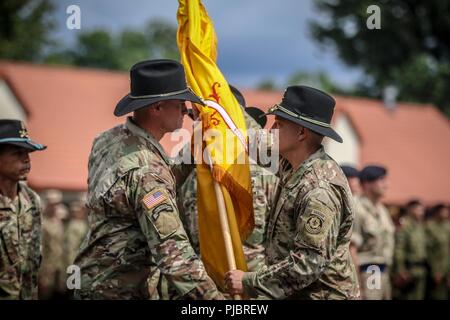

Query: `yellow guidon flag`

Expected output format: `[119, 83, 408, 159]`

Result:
[177, 0, 254, 288]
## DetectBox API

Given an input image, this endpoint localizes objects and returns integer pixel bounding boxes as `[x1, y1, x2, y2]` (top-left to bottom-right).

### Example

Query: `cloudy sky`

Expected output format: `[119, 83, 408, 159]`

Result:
[51, 0, 364, 88]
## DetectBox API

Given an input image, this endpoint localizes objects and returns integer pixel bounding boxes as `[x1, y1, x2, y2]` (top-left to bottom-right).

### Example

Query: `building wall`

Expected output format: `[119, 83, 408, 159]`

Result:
[0, 80, 26, 120]
[324, 114, 360, 166]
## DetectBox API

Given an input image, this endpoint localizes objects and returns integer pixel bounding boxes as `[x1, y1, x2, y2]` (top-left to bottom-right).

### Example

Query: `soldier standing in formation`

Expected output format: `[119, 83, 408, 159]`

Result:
[425, 204, 449, 300]
[393, 200, 427, 300]
[39, 189, 66, 299]
[0, 119, 46, 299]
[352, 165, 395, 300]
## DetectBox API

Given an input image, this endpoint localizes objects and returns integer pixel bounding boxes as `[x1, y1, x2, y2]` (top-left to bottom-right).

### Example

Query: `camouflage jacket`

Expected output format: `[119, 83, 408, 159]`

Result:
[0, 182, 42, 300]
[352, 196, 395, 266]
[39, 216, 65, 289]
[425, 220, 449, 276]
[64, 219, 89, 268]
[394, 216, 427, 276]
[242, 147, 359, 299]
[74, 117, 222, 300]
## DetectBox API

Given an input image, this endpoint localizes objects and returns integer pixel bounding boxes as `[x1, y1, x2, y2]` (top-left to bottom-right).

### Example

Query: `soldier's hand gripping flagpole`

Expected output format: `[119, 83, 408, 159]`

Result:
[177, 0, 255, 297]
[204, 150, 242, 300]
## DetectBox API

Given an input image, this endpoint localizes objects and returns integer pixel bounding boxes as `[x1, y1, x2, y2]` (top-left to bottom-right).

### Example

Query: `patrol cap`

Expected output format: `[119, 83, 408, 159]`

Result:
[340, 165, 359, 178]
[359, 165, 387, 183]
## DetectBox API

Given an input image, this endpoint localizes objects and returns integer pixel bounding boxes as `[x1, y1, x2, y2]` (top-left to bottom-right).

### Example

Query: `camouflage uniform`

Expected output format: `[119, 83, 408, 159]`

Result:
[0, 182, 42, 300]
[39, 213, 65, 298]
[352, 196, 395, 300]
[425, 219, 449, 300]
[178, 164, 278, 272]
[447, 219, 450, 297]
[178, 107, 278, 272]
[74, 117, 222, 300]
[393, 216, 427, 300]
[242, 147, 360, 299]
[64, 218, 89, 269]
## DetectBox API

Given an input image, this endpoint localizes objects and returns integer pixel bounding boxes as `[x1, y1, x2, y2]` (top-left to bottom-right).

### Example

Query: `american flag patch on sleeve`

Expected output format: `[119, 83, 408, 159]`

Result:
[142, 190, 167, 210]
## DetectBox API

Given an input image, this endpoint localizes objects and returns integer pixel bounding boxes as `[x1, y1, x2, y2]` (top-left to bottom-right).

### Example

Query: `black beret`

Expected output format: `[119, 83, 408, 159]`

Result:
[340, 165, 359, 178]
[360, 165, 387, 182]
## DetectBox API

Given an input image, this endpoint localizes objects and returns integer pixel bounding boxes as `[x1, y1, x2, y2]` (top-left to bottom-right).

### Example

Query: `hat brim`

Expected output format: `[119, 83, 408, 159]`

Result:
[246, 107, 267, 128]
[0, 139, 46, 152]
[265, 109, 343, 143]
[114, 89, 204, 117]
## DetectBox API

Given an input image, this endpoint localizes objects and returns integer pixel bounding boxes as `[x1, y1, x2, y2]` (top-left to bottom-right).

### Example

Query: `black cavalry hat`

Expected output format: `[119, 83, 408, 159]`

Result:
[114, 59, 204, 116]
[229, 84, 267, 128]
[265, 85, 343, 143]
[0, 119, 46, 152]
[230, 85, 246, 107]
[246, 107, 267, 128]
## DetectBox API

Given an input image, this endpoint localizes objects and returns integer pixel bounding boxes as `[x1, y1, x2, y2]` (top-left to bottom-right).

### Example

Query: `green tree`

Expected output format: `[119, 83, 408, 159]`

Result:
[310, 0, 450, 116]
[46, 19, 179, 71]
[145, 19, 179, 60]
[0, 0, 56, 62]
[286, 71, 347, 95]
[256, 78, 278, 91]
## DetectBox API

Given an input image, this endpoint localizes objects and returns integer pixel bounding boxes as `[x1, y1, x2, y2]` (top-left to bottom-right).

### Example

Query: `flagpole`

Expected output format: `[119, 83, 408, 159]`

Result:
[205, 152, 242, 300]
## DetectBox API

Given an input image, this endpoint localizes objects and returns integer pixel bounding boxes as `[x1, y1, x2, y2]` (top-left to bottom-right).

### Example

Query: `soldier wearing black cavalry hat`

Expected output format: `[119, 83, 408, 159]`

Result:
[225, 86, 360, 299]
[0, 119, 46, 299]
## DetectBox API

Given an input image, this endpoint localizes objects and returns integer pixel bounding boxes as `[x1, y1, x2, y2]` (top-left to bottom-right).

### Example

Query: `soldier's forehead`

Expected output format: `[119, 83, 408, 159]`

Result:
[0, 144, 28, 153]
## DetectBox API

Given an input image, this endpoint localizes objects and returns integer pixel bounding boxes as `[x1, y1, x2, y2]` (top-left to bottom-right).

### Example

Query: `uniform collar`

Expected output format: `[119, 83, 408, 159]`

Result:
[359, 196, 384, 217]
[125, 117, 171, 165]
[283, 146, 326, 189]
[0, 182, 33, 212]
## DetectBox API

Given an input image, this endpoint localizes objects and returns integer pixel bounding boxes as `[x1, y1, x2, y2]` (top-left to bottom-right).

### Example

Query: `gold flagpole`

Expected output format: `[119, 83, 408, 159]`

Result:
[205, 150, 242, 300]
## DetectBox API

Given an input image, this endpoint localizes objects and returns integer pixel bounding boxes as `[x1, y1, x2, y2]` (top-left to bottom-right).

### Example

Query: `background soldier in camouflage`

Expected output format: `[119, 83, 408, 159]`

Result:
[178, 143, 278, 273]
[352, 165, 395, 300]
[74, 60, 223, 300]
[425, 204, 449, 300]
[393, 200, 427, 300]
[341, 165, 364, 293]
[178, 87, 278, 272]
[0, 119, 46, 299]
[39, 189, 66, 299]
[225, 86, 359, 299]
[64, 198, 89, 273]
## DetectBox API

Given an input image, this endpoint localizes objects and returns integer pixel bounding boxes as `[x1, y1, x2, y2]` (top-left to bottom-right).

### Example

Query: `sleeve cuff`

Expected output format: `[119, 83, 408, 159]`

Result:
[242, 271, 258, 298]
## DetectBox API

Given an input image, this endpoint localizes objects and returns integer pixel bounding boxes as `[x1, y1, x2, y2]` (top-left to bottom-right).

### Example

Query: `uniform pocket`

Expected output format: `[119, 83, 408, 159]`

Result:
[0, 224, 20, 266]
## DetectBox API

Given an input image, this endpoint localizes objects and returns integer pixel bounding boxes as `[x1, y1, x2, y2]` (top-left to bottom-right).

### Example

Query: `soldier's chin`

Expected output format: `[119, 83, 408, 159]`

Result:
[19, 174, 28, 181]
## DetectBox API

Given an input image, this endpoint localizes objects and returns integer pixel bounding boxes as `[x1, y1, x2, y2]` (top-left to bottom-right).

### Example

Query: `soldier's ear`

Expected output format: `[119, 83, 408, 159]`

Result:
[296, 126, 306, 142]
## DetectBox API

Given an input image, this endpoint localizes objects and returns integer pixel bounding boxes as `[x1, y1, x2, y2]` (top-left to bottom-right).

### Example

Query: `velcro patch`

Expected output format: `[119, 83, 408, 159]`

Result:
[304, 212, 325, 234]
[151, 203, 174, 221]
[142, 189, 167, 210]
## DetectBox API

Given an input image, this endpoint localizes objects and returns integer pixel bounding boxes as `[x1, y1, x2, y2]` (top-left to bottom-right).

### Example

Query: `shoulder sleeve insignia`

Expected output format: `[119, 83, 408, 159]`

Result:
[142, 189, 167, 210]
[305, 213, 324, 234]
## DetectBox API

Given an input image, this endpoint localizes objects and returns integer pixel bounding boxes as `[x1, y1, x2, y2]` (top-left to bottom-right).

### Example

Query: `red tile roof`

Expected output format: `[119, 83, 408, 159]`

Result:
[1, 61, 449, 205]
